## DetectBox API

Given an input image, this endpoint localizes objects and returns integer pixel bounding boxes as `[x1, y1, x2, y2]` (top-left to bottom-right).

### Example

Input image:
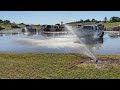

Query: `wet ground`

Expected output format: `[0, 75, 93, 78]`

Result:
[0, 29, 120, 54]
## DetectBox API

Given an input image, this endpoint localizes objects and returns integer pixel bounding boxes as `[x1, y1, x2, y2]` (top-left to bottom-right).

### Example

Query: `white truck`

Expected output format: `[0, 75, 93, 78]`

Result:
[75, 25, 104, 39]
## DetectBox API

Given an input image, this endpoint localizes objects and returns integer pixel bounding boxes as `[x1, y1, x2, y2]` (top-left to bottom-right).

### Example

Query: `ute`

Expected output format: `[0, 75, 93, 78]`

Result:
[75, 25, 104, 39]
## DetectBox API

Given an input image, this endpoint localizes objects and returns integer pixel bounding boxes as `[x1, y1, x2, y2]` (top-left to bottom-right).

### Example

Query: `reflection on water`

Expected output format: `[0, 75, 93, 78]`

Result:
[0, 30, 120, 54]
[41, 32, 68, 37]
[75, 37, 103, 45]
[108, 31, 120, 39]
[73, 36, 104, 54]
[23, 32, 37, 36]
[0, 33, 3, 36]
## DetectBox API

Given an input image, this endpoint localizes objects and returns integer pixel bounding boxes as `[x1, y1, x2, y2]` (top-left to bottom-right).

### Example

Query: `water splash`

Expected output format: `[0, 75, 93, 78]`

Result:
[64, 24, 97, 61]
[24, 27, 28, 32]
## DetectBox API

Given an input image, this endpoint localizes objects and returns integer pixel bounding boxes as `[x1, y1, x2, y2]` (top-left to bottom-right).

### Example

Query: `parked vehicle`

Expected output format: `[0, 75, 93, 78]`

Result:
[11, 25, 21, 28]
[0, 26, 5, 30]
[77, 25, 82, 28]
[75, 25, 104, 39]
[22, 25, 36, 32]
[41, 24, 65, 32]
[112, 25, 120, 31]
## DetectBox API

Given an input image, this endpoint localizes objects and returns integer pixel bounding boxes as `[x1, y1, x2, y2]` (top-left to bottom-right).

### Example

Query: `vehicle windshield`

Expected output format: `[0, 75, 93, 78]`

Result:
[54, 26, 58, 28]
[83, 26, 93, 30]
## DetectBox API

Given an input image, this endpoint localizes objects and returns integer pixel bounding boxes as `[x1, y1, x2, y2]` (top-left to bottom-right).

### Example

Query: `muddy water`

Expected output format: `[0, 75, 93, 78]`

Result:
[0, 30, 120, 54]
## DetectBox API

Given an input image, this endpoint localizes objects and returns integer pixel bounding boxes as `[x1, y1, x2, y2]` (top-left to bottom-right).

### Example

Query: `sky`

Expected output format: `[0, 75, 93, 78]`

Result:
[0, 11, 120, 25]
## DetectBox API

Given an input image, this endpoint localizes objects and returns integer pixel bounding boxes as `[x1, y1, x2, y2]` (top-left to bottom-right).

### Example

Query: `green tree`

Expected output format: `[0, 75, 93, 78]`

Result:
[19, 23, 25, 25]
[85, 19, 90, 22]
[104, 17, 108, 23]
[92, 19, 96, 22]
[4, 20, 10, 24]
[110, 17, 120, 22]
[0, 19, 3, 23]
[80, 19, 83, 22]
[55, 24, 60, 26]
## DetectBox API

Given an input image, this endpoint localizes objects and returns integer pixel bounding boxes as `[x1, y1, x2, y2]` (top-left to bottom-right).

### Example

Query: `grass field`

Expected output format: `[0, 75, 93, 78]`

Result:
[32, 25, 40, 30]
[102, 22, 120, 28]
[1, 22, 120, 31]
[0, 53, 120, 79]
[0, 23, 12, 30]
[67, 22, 120, 28]
[0, 23, 40, 30]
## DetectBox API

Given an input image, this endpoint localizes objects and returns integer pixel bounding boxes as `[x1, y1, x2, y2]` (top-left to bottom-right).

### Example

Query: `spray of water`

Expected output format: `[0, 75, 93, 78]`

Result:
[16, 37, 81, 48]
[24, 27, 28, 32]
[23, 27, 31, 35]
[64, 24, 97, 61]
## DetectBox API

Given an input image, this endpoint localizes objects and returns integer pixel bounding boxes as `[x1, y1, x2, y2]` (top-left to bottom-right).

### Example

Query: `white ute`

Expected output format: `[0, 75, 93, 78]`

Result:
[75, 25, 104, 39]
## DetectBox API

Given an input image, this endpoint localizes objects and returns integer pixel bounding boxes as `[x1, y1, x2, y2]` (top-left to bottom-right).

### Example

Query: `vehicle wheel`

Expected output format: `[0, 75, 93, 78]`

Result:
[22, 29, 25, 32]
[100, 32, 104, 38]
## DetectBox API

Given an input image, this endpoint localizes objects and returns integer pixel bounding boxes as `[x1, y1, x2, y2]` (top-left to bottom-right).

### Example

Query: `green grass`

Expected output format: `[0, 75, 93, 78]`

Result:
[0, 23, 41, 30]
[102, 22, 120, 28]
[0, 53, 120, 79]
[67, 22, 120, 28]
[0, 23, 12, 30]
[32, 25, 40, 30]
[67, 22, 96, 27]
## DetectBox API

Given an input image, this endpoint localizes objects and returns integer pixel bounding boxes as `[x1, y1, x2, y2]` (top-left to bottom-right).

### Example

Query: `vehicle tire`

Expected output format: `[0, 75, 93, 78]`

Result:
[100, 32, 104, 38]
[22, 29, 25, 32]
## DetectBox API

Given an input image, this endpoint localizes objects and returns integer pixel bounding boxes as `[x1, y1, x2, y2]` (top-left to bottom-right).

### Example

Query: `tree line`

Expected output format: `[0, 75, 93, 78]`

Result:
[0, 19, 11, 24]
[67, 16, 120, 24]
[103, 17, 120, 22]
[0, 19, 26, 25]
[1, 16, 120, 25]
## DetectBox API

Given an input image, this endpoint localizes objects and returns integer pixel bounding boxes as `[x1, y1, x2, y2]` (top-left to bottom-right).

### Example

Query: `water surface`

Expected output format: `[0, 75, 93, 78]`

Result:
[0, 30, 120, 54]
